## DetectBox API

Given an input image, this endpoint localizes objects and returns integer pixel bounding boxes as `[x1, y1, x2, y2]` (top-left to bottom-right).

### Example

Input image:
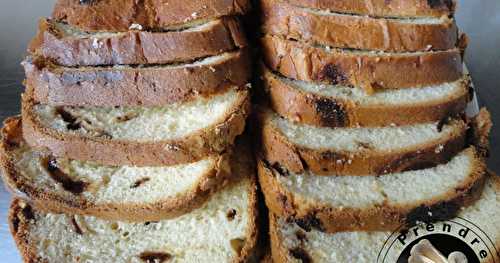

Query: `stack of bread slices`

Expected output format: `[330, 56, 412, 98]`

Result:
[1, 0, 260, 262]
[256, 0, 500, 262]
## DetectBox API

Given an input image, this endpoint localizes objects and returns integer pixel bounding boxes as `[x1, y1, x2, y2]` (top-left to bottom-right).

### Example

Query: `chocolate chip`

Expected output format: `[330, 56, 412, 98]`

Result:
[357, 141, 374, 150]
[226, 209, 237, 221]
[131, 177, 150, 188]
[427, 0, 453, 9]
[11, 216, 20, 233]
[318, 64, 347, 85]
[44, 157, 88, 194]
[116, 113, 138, 122]
[289, 247, 312, 263]
[71, 217, 83, 235]
[295, 215, 324, 232]
[56, 108, 81, 130]
[314, 98, 347, 127]
[271, 162, 290, 177]
[139, 252, 172, 263]
[22, 205, 35, 221]
[295, 230, 308, 242]
[437, 117, 451, 132]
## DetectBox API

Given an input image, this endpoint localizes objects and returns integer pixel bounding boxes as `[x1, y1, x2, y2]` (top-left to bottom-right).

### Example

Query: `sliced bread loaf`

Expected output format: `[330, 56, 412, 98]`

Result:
[262, 66, 471, 128]
[261, 0, 459, 52]
[262, 36, 465, 91]
[29, 17, 247, 66]
[269, 173, 500, 263]
[9, 163, 258, 263]
[258, 109, 477, 176]
[259, 147, 487, 233]
[52, 0, 251, 32]
[0, 116, 244, 221]
[22, 87, 250, 167]
[277, 0, 456, 18]
[24, 50, 250, 107]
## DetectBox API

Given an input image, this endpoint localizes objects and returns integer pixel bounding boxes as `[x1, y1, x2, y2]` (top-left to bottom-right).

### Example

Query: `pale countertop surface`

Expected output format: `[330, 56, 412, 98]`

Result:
[1, 1, 500, 262]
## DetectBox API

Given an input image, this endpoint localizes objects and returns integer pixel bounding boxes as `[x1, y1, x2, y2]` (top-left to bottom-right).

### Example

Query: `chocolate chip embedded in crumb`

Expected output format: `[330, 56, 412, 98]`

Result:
[314, 98, 347, 127]
[289, 247, 312, 263]
[226, 209, 237, 221]
[21, 205, 35, 221]
[318, 64, 347, 85]
[116, 112, 138, 122]
[139, 252, 172, 263]
[230, 238, 246, 256]
[56, 107, 81, 130]
[295, 215, 324, 232]
[43, 157, 88, 194]
[131, 177, 151, 188]
[71, 216, 83, 235]
[356, 141, 374, 150]
[437, 117, 451, 132]
[295, 230, 308, 242]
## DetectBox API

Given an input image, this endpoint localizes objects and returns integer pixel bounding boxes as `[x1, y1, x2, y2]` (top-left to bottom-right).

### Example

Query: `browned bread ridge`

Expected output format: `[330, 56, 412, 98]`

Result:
[261, 0, 459, 52]
[278, 0, 456, 18]
[29, 17, 247, 67]
[259, 146, 487, 233]
[21, 88, 251, 167]
[261, 36, 465, 91]
[24, 50, 250, 107]
[257, 108, 478, 176]
[0, 117, 246, 221]
[52, 0, 251, 32]
[261, 66, 472, 128]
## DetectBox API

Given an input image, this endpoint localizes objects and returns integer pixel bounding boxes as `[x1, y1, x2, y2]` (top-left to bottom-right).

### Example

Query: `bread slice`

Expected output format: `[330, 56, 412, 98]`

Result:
[277, 0, 456, 18]
[1, 116, 243, 221]
[261, 0, 459, 52]
[22, 87, 250, 167]
[258, 109, 473, 176]
[52, 0, 251, 32]
[29, 17, 247, 66]
[261, 35, 465, 91]
[259, 147, 487, 233]
[24, 50, 250, 107]
[269, 173, 500, 263]
[8, 165, 259, 263]
[262, 66, 471, 128]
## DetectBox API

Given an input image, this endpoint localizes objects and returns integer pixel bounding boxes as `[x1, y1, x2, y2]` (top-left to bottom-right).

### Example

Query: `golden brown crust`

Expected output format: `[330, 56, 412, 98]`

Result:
[257, 110, 468, 176]
[29, 17, 247, 67]
[261, 0, 459, 52]
[261, 35, 464, 91]
[52, 0, 251, 32]
[0, 117, 239, 221]
[262, 66, 471, 128]
[258, 149, 487, 233]
[21, 89, 251, 167]
[279, 0, 456, 18]
[24, 49, 251, 107]
[8, 174, 259, 263]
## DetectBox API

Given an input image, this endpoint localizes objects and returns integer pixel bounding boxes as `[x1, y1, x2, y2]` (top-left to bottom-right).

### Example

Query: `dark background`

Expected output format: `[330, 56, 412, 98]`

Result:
[0, 1, 499, 261]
